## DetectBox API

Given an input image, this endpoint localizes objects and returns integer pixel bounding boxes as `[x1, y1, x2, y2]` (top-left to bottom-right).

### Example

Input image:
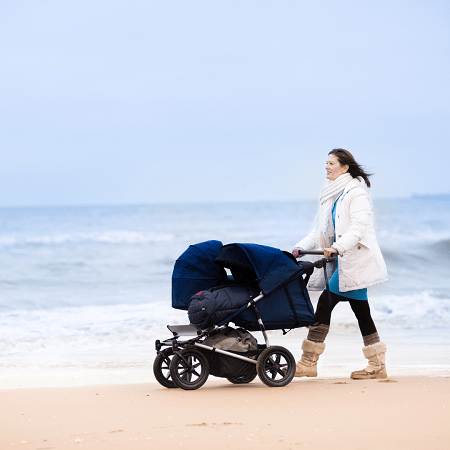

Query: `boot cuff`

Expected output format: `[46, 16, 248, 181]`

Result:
[363, 341, 387, 358]
[302, 339, 325, 354]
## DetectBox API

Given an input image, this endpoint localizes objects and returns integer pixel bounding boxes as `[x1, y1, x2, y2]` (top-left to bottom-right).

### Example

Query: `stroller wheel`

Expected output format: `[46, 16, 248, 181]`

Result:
[170, 348, 210, 390]
[256, 346, 295, 387]
[226, 373, 257, 384]
[153, 348, 178, 388]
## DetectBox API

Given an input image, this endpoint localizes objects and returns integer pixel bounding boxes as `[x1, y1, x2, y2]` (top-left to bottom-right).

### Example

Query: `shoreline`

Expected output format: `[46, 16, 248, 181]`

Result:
[3, 321, 450, 390]
[1, 376, 449, 449]
[2, 360, 450, 391]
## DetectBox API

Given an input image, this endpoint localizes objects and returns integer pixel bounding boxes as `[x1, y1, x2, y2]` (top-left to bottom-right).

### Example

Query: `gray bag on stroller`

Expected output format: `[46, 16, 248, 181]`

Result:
[203, 326, 257, 352]
[202, 327, 258, 379]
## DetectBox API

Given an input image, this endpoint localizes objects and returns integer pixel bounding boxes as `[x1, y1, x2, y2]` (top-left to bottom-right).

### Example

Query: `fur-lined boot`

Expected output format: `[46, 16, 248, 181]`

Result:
[294, 339, 326, 377]
[350, 341, 387, 380]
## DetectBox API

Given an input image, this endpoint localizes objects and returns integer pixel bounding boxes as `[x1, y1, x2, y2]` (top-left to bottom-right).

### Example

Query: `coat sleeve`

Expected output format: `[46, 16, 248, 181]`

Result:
[332, 189, 371, 255]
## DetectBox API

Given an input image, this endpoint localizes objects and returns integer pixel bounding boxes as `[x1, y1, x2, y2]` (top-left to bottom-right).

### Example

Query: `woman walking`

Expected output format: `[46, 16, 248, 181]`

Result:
[293, 149, 388, 380]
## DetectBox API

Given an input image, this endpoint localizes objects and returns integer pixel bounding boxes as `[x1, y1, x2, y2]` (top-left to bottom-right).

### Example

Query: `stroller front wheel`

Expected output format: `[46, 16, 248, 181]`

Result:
[153, 348, 178, 389]
[170, 348, 210, 390]
[256, 346, 295, 387]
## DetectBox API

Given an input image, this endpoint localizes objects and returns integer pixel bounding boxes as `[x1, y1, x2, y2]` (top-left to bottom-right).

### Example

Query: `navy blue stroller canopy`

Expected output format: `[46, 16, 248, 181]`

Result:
[215, 243, 304, 294]
[214, 243, 315, 330]
[172, 240, 227, 310]
[173, 241, 315, 331]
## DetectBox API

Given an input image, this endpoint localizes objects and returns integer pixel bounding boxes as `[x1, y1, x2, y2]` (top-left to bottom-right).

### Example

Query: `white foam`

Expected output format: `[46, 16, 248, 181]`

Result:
[2, 325, 449, 389]
[0, 230, 175, 246]
[1, 291, 449, 361]
[0, 302, 186, 357]
[306, 291, 450, 329]
[370, 291, 450, 327]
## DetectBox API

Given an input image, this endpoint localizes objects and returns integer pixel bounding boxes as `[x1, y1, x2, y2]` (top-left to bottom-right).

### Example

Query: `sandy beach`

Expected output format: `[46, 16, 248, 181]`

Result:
[1, 375, 449, 449]
[1, 202, 449, 449]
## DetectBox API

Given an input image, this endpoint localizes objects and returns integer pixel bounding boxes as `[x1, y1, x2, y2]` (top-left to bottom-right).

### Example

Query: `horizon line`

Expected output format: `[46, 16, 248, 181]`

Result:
[1, 194, 447, 210]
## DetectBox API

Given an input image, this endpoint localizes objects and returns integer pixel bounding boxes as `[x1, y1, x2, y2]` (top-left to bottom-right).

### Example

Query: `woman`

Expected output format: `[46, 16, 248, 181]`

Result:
[292, 149, 388, 380]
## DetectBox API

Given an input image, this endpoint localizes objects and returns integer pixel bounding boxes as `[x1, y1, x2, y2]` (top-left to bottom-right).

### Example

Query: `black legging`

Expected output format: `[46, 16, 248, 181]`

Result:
[314, 289, 377, 337]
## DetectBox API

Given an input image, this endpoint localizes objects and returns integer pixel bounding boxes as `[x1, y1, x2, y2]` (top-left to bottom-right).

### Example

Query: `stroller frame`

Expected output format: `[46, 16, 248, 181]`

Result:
[154, 250, 336, 390]
[154, 291, 297, 389]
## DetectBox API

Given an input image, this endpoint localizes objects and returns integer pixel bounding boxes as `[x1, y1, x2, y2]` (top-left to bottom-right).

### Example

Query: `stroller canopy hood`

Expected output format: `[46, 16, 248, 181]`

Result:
[172, 241, 309, 311]
[215, 243, 304, 295]
[172, 240, 227, 310]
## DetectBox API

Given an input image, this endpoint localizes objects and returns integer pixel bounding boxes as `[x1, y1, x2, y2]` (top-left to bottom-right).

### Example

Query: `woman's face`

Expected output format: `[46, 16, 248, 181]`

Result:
[326, 154, 348, 181]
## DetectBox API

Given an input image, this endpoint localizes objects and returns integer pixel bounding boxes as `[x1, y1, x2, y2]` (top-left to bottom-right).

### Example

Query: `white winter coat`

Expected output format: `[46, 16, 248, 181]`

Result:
[295, 178, 388, 292]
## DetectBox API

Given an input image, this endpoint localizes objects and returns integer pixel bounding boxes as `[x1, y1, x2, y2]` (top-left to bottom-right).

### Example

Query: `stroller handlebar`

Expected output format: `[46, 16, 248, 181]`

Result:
[295, 250, 337, 268]
[296, 250, 330, 255]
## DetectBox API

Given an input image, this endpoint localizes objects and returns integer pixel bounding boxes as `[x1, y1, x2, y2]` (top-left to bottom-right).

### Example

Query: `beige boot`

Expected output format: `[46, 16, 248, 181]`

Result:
[294, 339, 325, 377]
[350, 342, 387, 380]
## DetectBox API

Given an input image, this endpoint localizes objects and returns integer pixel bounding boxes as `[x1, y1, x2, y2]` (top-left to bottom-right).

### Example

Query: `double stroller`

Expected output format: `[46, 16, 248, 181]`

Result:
[153, 240, 332, 390]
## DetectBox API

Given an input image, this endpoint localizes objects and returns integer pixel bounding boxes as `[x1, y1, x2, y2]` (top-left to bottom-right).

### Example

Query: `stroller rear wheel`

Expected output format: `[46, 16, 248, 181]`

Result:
[226, 372, 257, 384]
[256, 346, 295, 387]
[170, 348, 210, 390]
[153, 348, 178, 388]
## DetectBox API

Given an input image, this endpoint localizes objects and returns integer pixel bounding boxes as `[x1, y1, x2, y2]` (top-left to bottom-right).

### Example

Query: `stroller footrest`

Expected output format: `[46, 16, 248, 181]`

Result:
[167, 324, 202, 336]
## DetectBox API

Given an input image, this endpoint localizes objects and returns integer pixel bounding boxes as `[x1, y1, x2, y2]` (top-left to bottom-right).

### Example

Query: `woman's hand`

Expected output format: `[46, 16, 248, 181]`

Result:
[292, 248, 304, 258]
[323, 247, 338, 258]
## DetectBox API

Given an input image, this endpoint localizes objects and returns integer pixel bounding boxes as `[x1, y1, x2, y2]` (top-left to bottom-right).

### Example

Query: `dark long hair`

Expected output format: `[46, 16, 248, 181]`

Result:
[329, 148, 373, 188]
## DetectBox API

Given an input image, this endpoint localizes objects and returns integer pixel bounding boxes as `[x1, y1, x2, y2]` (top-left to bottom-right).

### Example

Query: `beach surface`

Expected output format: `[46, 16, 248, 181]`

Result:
[1, 376, 449, 450]
[1, 201, 449, 448]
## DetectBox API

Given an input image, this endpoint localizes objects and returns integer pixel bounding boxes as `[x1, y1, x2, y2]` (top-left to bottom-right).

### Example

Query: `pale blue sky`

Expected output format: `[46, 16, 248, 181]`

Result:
[1, 0, 449, 207]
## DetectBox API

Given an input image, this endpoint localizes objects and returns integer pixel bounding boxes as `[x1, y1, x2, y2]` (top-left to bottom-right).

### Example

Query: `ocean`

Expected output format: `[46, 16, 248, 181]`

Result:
[1, 199, 449, 388]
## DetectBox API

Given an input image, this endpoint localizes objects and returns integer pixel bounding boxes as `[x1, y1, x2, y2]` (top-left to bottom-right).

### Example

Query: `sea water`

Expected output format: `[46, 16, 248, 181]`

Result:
[0, 199, 449, 388]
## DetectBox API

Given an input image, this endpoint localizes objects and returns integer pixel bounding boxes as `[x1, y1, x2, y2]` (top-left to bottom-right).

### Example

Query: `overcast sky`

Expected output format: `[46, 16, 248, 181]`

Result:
[1, 0, 449, 207]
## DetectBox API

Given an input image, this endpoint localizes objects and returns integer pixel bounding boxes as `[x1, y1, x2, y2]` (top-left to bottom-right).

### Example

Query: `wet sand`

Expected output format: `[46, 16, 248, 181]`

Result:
[1, 376, 449, 449]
